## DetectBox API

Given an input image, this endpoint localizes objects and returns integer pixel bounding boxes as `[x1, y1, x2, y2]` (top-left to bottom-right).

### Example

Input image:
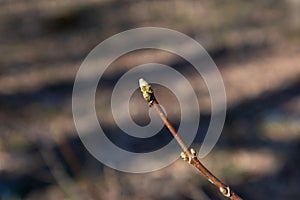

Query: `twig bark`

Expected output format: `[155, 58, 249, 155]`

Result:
[139, 78, 242, 200]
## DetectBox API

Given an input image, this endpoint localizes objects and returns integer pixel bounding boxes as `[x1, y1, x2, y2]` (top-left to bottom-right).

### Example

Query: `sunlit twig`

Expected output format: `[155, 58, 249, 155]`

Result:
[139, 78, 242, 200]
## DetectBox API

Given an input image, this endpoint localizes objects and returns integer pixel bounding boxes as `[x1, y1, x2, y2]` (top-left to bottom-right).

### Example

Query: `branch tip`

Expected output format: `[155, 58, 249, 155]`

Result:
[138, 79, 243, 200]
[139, 78, 154, 105]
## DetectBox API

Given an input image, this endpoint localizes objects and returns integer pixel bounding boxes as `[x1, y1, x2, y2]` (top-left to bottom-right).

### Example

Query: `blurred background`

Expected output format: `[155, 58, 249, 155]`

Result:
[0, 0, 300, 199]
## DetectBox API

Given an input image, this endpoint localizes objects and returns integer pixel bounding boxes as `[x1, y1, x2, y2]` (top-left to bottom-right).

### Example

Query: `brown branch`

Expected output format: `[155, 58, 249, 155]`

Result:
[139, 78, 243, 200]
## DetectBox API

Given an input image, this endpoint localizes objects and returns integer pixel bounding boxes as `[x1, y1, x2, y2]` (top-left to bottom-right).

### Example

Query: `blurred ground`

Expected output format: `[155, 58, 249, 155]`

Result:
[0, 0, 300, 200]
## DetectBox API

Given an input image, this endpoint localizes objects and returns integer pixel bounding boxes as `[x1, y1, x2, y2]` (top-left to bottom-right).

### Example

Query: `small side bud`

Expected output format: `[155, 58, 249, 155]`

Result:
[190, 148, 196, 156]
[219, 186, 231, 197]
[180, 152, 188, 161]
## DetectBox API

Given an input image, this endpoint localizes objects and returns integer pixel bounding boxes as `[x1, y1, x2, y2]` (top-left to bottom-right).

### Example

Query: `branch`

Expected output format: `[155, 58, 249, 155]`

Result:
[139, 78, 242, 200]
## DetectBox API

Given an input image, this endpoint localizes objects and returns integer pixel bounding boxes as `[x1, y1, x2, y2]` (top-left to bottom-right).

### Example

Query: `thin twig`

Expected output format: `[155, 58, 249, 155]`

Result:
[139, 78, 242, 200]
